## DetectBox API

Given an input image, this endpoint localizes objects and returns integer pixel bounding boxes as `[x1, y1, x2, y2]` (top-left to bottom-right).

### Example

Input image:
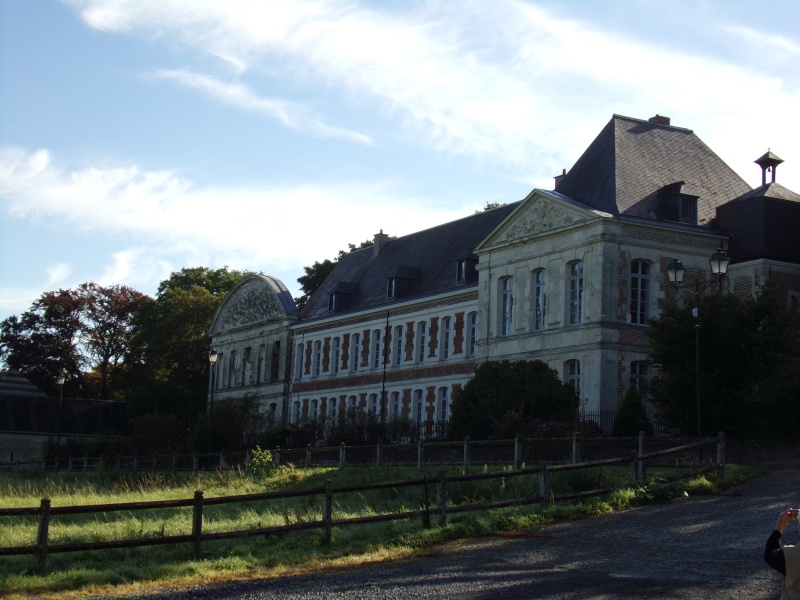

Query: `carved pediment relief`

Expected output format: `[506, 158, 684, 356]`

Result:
[217, 278, 285, 331]
[483, 196, 587, 249]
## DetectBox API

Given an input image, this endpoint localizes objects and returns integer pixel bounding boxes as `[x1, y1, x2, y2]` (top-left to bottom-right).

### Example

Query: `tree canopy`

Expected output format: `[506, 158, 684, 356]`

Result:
[448, 360, 578, 440]
[647, 282, 799, 437]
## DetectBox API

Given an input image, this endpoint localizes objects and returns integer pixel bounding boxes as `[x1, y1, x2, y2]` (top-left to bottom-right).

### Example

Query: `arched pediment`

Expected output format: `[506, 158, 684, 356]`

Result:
[210, 275, 297, 334]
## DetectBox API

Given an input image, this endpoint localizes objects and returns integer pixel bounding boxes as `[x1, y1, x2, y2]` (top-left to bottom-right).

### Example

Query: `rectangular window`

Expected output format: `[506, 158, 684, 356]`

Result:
[630, 260, 651, 325]
[456, 259, 466, 284]
[387, 278, 396, 300]
[468, 313, 478, 357]
[566, 360, 580, 394]
[533, 270, 546, 332]
[393, 325, 403, 366]
[569, 262, 583, 325]
[416, 322, 427, 364]
[630, 361, 650, 393]
[295, 344, 304, 380]
[332, 337, 340, 374]
[439, 387, 449, 422]
[440, 317, 451, 360]
[369, 393, 378, 415]
[414, 390, 423, 423]
[391, 391, 400, 419]
[372, 330, 382, 369]
[501, 277, 514, 336]
[679, 196, 697, 224]
[350, 333, 360, 371]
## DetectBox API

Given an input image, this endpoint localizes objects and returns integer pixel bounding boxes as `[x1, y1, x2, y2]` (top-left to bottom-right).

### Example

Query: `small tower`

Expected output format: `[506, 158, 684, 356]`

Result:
[754, 150, 784, 186]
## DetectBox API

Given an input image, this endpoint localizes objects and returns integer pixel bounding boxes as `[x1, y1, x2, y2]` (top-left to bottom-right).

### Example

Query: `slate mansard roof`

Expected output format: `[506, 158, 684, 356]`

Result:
[555, 114, 752, 224]
[299, 202, 520, 321]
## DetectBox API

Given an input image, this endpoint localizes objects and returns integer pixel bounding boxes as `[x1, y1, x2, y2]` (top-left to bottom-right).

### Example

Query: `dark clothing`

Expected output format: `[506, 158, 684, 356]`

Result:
[766, 530, 787, 575]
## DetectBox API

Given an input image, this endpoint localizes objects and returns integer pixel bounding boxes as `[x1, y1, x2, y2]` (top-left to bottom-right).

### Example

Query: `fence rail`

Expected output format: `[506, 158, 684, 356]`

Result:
[0, 434, 725, 576]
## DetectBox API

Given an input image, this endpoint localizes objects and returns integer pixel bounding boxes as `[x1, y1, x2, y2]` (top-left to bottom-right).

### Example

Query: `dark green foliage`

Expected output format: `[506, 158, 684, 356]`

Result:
[647, 281, 799, 438]
[448, 360, 578, 440]
[295, 240, 376, 311]
[611, 385, 653, 437]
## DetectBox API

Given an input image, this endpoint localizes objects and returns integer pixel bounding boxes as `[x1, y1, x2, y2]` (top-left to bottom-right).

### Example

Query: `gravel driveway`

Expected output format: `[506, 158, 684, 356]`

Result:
[99, 470, 800, 599]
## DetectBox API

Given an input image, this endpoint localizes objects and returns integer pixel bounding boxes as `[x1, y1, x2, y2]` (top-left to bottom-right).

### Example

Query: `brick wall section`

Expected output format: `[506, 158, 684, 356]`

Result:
[428, 317, 439, 358]
[453, 311, 465, 354]
[404, 322, 415, 361]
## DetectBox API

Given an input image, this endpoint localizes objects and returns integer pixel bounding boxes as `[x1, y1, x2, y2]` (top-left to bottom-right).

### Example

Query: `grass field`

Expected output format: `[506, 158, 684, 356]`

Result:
[0, 463, 764, 600]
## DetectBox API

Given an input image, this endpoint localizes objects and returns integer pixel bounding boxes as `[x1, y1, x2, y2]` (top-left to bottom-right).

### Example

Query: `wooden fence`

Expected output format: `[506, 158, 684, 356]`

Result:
[0, 435, 725, 576]
[0, 432, 720, 473]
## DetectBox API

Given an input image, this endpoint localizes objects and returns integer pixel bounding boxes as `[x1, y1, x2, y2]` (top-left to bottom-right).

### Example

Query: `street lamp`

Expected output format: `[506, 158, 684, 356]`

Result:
[56, 375, 65, 471]
[666, 248, 730, 438]
[208, 349, 218, 452]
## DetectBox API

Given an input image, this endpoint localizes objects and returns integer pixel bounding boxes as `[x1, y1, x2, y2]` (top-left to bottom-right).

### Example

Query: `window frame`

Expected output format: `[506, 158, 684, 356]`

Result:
[630, 260, 651, 326]
[569, 262, 583, 325]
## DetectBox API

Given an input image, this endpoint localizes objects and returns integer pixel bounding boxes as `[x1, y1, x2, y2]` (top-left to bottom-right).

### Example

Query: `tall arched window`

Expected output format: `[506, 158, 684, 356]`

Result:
[312, 340, 321, 377]
[630, 260, 651, 325]
[438, 387, 449, 422]
[372, 330, 382, 369]
[467, 312, 478, 357]
[292, 400, 301, 424]
[500, 277, 514, 336]
[440, 317, 451, 360]
[569, 262, 583, 325]
[416, 322, 427, 364]
[350, 333, 360, 371]
[532, 269, 546, 332]
[294, 344, 304, 380]
[331, 337, 341, 374]
[393, 325, 404, 366]
[368, 393, 378, 415]
[390, 391, 400, 419]
[565, 360, 580, 395]
[310, 399, 318, 421]
[328, 398, 337, 422]
[414, 389, 424, 423]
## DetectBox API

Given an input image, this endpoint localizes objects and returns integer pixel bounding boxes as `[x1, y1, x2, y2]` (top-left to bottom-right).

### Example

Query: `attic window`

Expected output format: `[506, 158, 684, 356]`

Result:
[328, 293, 337, 313]
[387, 278, 397, 301]
[456, 260, 467, 284]
[456, 258, 477, 284]
[679, 196, 697, 224]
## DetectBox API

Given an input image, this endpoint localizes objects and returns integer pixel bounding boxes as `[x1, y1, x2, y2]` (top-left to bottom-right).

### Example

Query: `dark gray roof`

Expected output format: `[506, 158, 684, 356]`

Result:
[728, 182, 800, 204]
[555, 115, 752, 224]
[0, 371, 48, 398]
[299, 203, 520, 321]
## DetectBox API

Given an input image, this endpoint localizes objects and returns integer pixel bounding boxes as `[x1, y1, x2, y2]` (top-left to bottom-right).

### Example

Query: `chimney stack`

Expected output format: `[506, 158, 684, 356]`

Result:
[554, 168, 567, 189]
[373, 229, 389, 255]
[648, 114, 671, 126]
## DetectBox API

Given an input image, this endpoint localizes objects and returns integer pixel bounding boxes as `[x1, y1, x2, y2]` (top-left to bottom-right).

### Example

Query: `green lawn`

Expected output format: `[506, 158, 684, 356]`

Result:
[0, 463, 764, 599]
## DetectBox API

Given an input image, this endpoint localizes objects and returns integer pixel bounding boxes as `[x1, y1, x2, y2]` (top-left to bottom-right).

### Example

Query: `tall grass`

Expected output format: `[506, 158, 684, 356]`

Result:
[0, 464, 763, 599]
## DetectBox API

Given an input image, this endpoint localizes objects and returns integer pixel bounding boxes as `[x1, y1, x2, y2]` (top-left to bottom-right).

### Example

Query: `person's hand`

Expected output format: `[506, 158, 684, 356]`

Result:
[776, 508, 798, 532]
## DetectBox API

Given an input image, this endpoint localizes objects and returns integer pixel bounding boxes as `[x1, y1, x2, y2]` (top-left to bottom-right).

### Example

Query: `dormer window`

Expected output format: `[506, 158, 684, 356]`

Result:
[328, 293, 337, 313]
[456, 260, 467, 284]
[679, 196, 697, 224]
[456, 257, 477, 284]
[387, 277, 397, 300]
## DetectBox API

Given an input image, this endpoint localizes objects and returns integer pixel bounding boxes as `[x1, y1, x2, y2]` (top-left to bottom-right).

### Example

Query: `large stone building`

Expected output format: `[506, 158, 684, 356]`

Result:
[208, 114, 800, 433]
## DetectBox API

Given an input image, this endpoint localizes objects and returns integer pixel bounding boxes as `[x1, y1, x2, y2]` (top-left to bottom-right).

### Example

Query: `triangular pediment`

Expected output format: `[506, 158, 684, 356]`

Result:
[476, 190, 601, 252]
[210, 275, 298, 334]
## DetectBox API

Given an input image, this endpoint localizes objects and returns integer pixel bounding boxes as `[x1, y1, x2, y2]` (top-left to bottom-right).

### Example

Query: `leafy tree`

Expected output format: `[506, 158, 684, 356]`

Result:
[448, 360, 578, 440]
[647, 282, 799, 438]
[611, 385, 653, 437]
[123, 266, 251, 427]
[475, 201, 507, 214]
[295, 240, 375, 311]
[0, 284, 147, 399]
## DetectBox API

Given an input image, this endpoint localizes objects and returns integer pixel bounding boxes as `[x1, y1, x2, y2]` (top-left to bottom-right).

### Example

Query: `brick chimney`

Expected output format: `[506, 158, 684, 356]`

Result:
[648, 114, 671, 126]
[373, 229, 389, 255]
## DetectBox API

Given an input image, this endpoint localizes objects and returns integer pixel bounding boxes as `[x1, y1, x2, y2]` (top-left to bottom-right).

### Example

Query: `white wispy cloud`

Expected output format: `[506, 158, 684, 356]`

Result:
[151, 69, 373, 145]
[68, 0, 800, 185]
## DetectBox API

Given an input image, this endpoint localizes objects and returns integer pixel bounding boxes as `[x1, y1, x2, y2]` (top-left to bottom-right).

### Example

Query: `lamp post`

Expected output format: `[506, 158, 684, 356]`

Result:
[666, 248, 730, 438]
[56, 375, 65, 471]
[208, 349, 218, 452]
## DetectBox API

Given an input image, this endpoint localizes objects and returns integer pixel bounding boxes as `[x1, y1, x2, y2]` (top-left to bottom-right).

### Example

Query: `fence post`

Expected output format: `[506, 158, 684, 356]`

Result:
[323, 480, 333, 544]
[192, 491, 204, 559]
[572, 432, 578, 464]
[437, 470, 447, 527]
[639, 431, 645, 458]
[539, 463, 549, 506]
[172, 454, 177, 475]
[339, 443, 346, 468]
[35, 498, 51, 576]
[274, 447, 281, 466]
[68, 457, 72, 472]
[417, 441, 423, 469]
[305, 444, 312, 468]
[514, 435, 521, 470]
[462, 436, 470, 474]
[376, 440, 381, 467]
[422, 475, 431, 529]
[630, 451, 639, 486]
[717, 432, 726, 480]
[192, 453, 197, 475]
[84, 457, 88, 472]
[219, 452, 225, 469]
[245, 448, 251, 466]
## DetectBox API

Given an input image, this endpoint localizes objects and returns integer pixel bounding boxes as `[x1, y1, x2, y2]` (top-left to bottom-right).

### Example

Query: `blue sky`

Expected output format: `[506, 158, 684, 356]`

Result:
[1, 0, 799, 322]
